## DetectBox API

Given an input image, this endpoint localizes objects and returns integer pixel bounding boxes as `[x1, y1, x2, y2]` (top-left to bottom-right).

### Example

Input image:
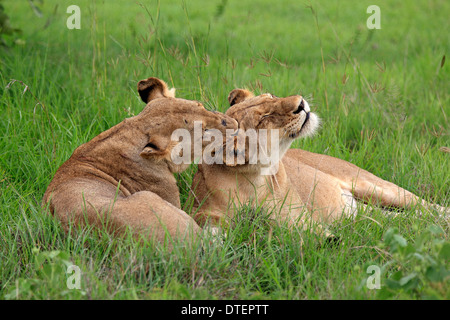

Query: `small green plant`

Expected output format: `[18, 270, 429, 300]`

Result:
[376, 225, 450, 299]
[4, 248, 85, 300]
[0, 1, 21, 45]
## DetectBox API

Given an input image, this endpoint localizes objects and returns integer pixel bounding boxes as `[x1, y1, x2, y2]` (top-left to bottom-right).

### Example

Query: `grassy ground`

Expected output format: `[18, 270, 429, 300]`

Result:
[0, 0, 449, 300]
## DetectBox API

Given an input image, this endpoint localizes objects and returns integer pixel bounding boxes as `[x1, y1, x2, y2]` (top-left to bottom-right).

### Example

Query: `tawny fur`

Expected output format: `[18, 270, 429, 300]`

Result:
[42, 77, 238, 246]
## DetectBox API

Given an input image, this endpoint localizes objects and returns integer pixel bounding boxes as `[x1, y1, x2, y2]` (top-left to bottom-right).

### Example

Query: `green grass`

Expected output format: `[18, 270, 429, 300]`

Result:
[0, 0, 449, 300]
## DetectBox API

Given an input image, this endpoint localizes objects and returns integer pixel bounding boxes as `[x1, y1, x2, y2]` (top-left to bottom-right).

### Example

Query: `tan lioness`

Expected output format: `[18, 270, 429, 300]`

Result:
[42, 77, 238, 245]
[190, 89, 447, 237]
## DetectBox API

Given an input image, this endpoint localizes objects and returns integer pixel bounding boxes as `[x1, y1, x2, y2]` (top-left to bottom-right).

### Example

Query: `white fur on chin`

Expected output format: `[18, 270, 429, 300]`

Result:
[299, 112, 320, 138]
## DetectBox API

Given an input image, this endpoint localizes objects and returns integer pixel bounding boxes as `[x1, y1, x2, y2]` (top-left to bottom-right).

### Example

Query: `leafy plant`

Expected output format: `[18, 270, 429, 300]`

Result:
[0, 0, 46, 46]
[377, 225, 449, 299]
[0, 0, 21, 45]
[3, 248, 85, 300]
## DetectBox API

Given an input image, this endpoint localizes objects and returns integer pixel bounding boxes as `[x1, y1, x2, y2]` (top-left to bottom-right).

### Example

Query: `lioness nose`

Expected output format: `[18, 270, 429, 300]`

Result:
[293, 98, 310, 114]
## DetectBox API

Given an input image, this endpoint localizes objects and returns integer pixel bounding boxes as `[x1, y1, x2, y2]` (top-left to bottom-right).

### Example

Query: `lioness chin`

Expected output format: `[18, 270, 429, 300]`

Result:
[43, 77, 238, 247]
[190, 89, 448, 242]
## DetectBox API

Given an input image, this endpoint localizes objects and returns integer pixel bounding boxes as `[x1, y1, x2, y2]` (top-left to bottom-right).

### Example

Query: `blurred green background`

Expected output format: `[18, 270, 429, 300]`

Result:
[0, 0, 448, 300]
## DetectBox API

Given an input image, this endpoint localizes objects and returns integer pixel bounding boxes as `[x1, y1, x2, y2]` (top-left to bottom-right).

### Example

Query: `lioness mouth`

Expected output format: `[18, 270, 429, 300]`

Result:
[301, 111, 310, 130]
[298, 111, 311, 133]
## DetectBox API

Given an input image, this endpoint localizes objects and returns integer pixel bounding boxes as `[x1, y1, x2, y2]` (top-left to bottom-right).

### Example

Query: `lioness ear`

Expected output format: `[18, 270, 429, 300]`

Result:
[228, 89, 254, 106]
[140, 136, 175, 160]
[137, 77, 176, 103]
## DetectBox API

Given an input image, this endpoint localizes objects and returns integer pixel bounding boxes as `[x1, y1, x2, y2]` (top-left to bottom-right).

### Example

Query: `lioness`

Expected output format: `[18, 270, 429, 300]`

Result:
[42, 77, 238, 245]
[191, 89, 447, 237]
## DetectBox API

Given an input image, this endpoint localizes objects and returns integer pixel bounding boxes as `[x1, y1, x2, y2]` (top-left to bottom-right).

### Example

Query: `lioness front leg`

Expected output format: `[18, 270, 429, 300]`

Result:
[333, 164, 447, 215]
[105, 191, 202, 244]
[47, 179, 201, 246]
[287, 149, 448, 216]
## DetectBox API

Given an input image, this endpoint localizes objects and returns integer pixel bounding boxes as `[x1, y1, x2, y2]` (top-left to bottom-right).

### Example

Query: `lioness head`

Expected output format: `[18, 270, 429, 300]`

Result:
[81, 78, 238, 175]
[135, 78, 239, 172]
[223, 89, 319, 171]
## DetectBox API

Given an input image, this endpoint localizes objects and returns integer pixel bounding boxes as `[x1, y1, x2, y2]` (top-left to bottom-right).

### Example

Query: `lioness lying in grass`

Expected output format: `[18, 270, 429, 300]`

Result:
[190, 89, 447, 240]
[43, 77, 238, 246]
